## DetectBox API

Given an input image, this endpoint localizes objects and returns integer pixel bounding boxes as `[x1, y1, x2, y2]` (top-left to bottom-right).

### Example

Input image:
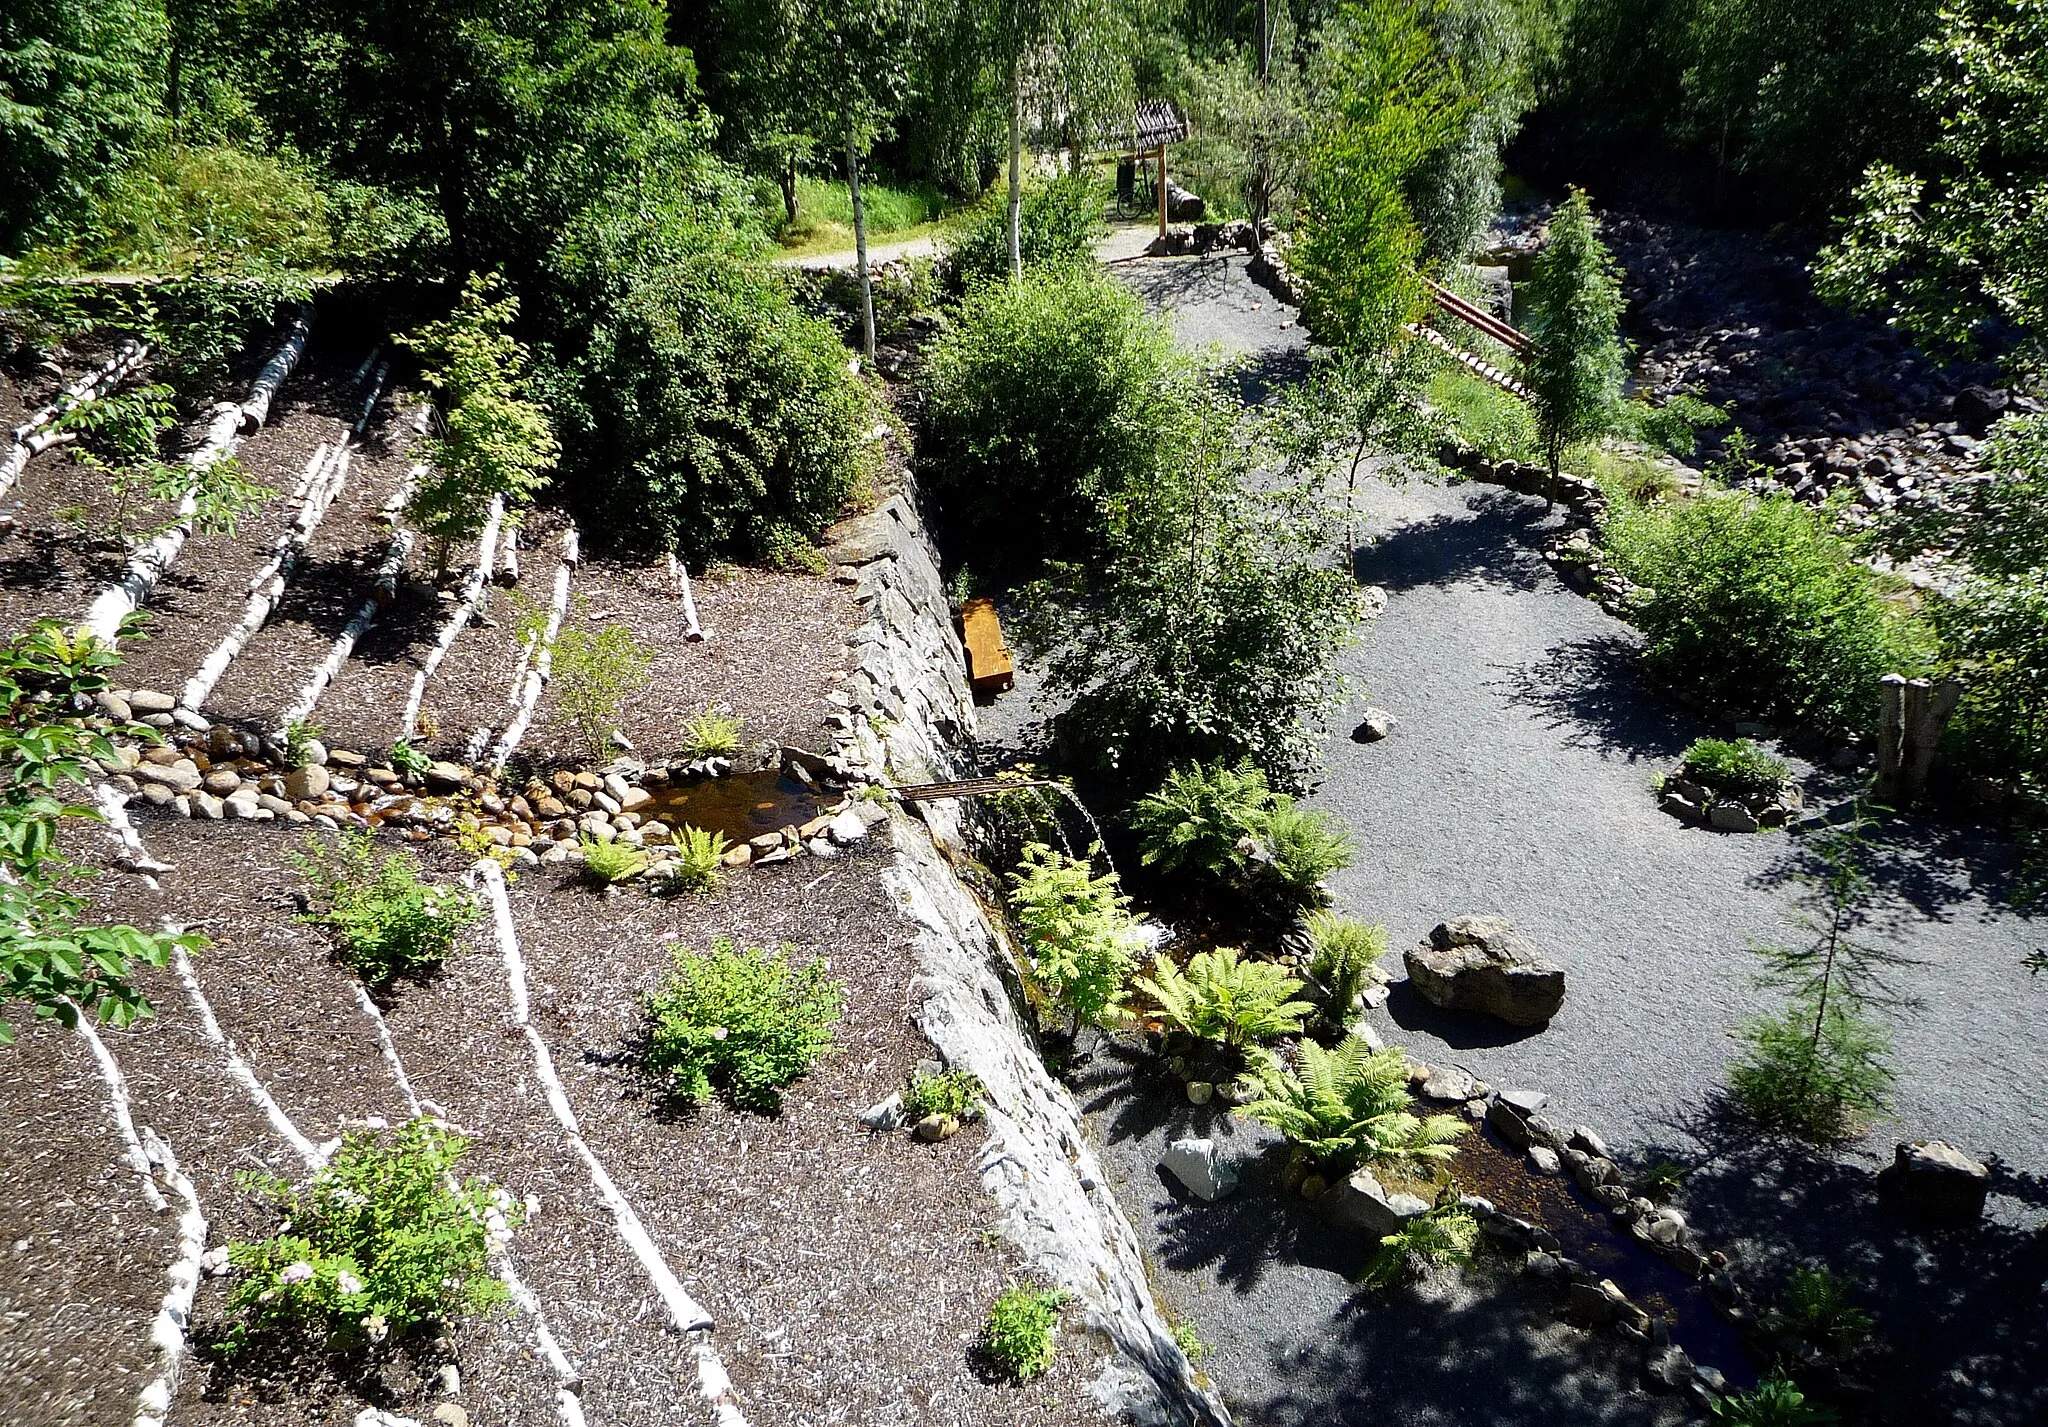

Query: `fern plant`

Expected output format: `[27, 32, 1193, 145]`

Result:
[1130, 761, 1275, 877]
[1259, 798, 1354, 900]
[580, 836, 648, 886]
[1303, 911, 1387, 1024]
[1359, 1188, 1480, 1289]
[682, 707, 744, 757]
[1241, 1034, 1468, 1174]
[1709, 1375, 1838, 1425]
[1008, 842, 1145, 1026]
[650, 825, 728, 895]
[1136, 947, 1314, 1049]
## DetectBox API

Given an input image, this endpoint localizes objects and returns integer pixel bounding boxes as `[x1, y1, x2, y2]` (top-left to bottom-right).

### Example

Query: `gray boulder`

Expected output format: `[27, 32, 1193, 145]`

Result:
[1404, 916, 1566, 1026]
[1160, 1138, 1238, 1202]
[1351, 707, 1398, 743]
[1880, 1139, 1990, 1223]
[1316, 1166, 1428, 1239]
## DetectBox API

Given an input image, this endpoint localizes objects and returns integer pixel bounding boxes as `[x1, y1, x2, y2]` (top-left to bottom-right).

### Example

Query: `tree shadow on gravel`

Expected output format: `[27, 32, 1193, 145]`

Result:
[1491, 632, 1702, 762]
[1635, 1102, 2048, 1427]
[1067, 1038, 1235, 1148]
[1748, 805, 2042, 926]
[1151, 1152, 1351, 1296]
[1354, 487, 1564, 595]
[1236, 1262, 1691, 1427]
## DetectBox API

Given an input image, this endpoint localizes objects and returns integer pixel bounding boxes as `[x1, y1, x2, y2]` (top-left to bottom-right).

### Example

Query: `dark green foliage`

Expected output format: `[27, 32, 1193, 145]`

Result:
[1360, 1188, 1480, 1288]
[1709, 1373, 1840, 1425]
[1131, 761, 1356, 904]
[980, 1284, 1067, 1381]
[1008, 843, 1143, 1027]
[293, 833, 479, 985]
[1523, 189, 1627, 479]
[903, 1067, 985, 1121]
[643, 938, 843, 1112]
[1603, 487, 1933, 735]
[1405, 0, 1535, 263]
[1679, 737, 1789, 799]
[227, 1118, 508, 1350]
[1135, 947, 1314, 1049]
[917, 268, 1188, 580]
[1762, 1268, 1875, 1356]
[944, 174, 1103, 287]
[0, 620, 198, 1045]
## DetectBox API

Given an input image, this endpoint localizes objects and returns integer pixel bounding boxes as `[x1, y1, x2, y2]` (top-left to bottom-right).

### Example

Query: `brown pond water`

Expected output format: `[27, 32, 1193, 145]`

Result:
[1455, 1122, 1759, 1389]
[638, 771, 823, 843]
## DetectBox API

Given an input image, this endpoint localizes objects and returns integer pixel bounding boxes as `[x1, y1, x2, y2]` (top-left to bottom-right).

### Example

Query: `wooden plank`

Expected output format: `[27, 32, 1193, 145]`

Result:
[959, 597, 1015, 696]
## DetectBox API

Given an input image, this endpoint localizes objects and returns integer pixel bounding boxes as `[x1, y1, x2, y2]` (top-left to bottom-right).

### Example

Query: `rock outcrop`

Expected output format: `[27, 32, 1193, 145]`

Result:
[1404, 915, 1566, 1026]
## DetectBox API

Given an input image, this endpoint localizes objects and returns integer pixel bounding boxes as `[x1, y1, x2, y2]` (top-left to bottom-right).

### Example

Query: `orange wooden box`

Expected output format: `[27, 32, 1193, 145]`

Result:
[959, 597, 1015, 696]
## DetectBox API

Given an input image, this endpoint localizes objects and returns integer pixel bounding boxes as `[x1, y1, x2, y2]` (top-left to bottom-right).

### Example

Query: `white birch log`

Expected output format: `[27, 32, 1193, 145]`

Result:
[400, 493, 504, 738]
[131, 1128, 207, 1427]
[80, 401, 239, 643]
[496, 522, 520, 586]
[69, 1004, 169, 1212]
[236, 305, 314, 435]
[277, 525, 413, 731]
[178, 444, 351, 712]
[172, 942, 330, 1169]
[471, 860, 719, 1337]
[0, 339, 150, 499]
[94, 785, 173, 884]
[488, 526, 577, 774]
[666, 552, 705, 642]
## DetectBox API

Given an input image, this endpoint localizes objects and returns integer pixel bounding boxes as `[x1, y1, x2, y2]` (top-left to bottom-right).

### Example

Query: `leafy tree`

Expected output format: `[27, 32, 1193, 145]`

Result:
[1275, 340, 1447, 562]
[1814, 0, 2048, 364]
[401, 274, 558, 574]
[1292, 0, 1466, 349]
[1405, 0, 1532, 263]
[0, 0, 167, 252]
[1522, 188, 1626, 479]
[0, 621, 201, 1044]
[699, 0, 835, 225]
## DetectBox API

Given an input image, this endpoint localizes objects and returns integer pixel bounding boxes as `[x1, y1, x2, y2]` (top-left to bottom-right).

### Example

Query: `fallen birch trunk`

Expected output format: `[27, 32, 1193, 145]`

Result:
[82, 318, 312, 643]
[0, 339, 149, 499]
[400, 494, 505, 738]
[172, 942, 331, 1168]
[277, 521, 414, 731]
[69, 1004, 169, 1212]
[488, 525, 577, 774]
[496, 522, 520, 586]
[130, 1129, 207, 1427]
[666, 552, 705, 641]
[236, 306, 314, 434]
[178, 444, 349, 712]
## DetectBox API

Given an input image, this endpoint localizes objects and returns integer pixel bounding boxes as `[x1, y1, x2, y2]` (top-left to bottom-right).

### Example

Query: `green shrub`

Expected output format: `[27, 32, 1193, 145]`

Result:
[903, 1066, 985, 1121]
[682, 707, 744, 757]
[1242, 1034, 1467, 1174]
[388, 736, 433, 779]
[1680, 737, 1790, 799]
[1132, 762, 1275, 879]
[1624, 392, 1727, 458]
[649, 825, 728, 895]
[1007, 843, 1145, 1027]
[917, 267, 1191, 579]
[227, 1118, 507, 1351]
[1638, 1159, 1688, 1203]
[1604, 488, 1934, 734]
[1762, 1268, 1874, 1356]
[544, 209, 875, 566]
[1429, 366, 1539, 465]
[283, 717, 323, 771]
[1709, 1375, 1839, 1425]
[643, 938, 843, 1112]
[980, 1283, 1068, 1382]
[1726, 999, 1893, 1141]
[1259, 799, 1354, 900]
[293, 833, 478, 984]
[47, 145, 335, 273]
[1135, 947, 1313, 1050]
[1360, 1190, 1480, 1289]
[548, 618, 652, 755]
[580, 836, 649, 887]
[1302, 912, 1389, 1025]
[945, 173, 1103, 286]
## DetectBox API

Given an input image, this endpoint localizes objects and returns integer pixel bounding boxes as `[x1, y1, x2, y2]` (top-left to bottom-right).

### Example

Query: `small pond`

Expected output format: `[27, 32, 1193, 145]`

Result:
[637, 770, 822, 843]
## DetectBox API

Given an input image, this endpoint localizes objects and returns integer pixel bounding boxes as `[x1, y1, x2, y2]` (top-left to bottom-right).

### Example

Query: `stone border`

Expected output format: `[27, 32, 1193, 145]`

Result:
[823, 488, 1233, 1427]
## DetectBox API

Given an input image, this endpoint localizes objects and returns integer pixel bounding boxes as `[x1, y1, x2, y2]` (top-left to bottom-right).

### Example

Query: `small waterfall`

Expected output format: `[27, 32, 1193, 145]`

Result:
[1046, 781, 1119, 882]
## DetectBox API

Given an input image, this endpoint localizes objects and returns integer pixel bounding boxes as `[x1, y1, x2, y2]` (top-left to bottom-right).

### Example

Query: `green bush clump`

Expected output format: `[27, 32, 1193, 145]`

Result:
[1727, 1002, 1893, 1142]
[548, 617, 653, 756]
[227, 1118, 508, 1351]
[1008, 843, 1146, 1027]
[980, 1283, 1069, 1382]
[917, 267, 1190, 580]
[1709, 1374, 1838, 1425]
[293, 833, 478, 984]
[1429, 366, 1540, 465]
[1302, 911, 1389, 1026]
[1131, 762, 1354, 906]
[650, 826, 729, 895]
[1135, 947, 1313, 1050]
[1360, 1191, 1481, 1289]
[1761, 1268, 1874, 1356]
[682, 707, 744, 757]
[580, 837, 649, 887]
[644, 938, 843, 1112]
[1242, 1034, 1467, 1175]
[903, 1067, 985, 1122]
[1680, 737, 1790, 799]
[1603, 488, 1933, 734]
[945, 174, 1103, 287]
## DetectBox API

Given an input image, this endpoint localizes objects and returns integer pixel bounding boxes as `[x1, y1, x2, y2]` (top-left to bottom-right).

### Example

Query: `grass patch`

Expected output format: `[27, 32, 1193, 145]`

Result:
[768, 176, 985, 259]
[1428, 366, 1539, 465]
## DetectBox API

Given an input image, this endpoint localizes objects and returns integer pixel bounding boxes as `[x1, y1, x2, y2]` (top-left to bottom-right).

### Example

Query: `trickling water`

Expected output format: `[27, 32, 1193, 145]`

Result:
[1047, 782, 1119, 882]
